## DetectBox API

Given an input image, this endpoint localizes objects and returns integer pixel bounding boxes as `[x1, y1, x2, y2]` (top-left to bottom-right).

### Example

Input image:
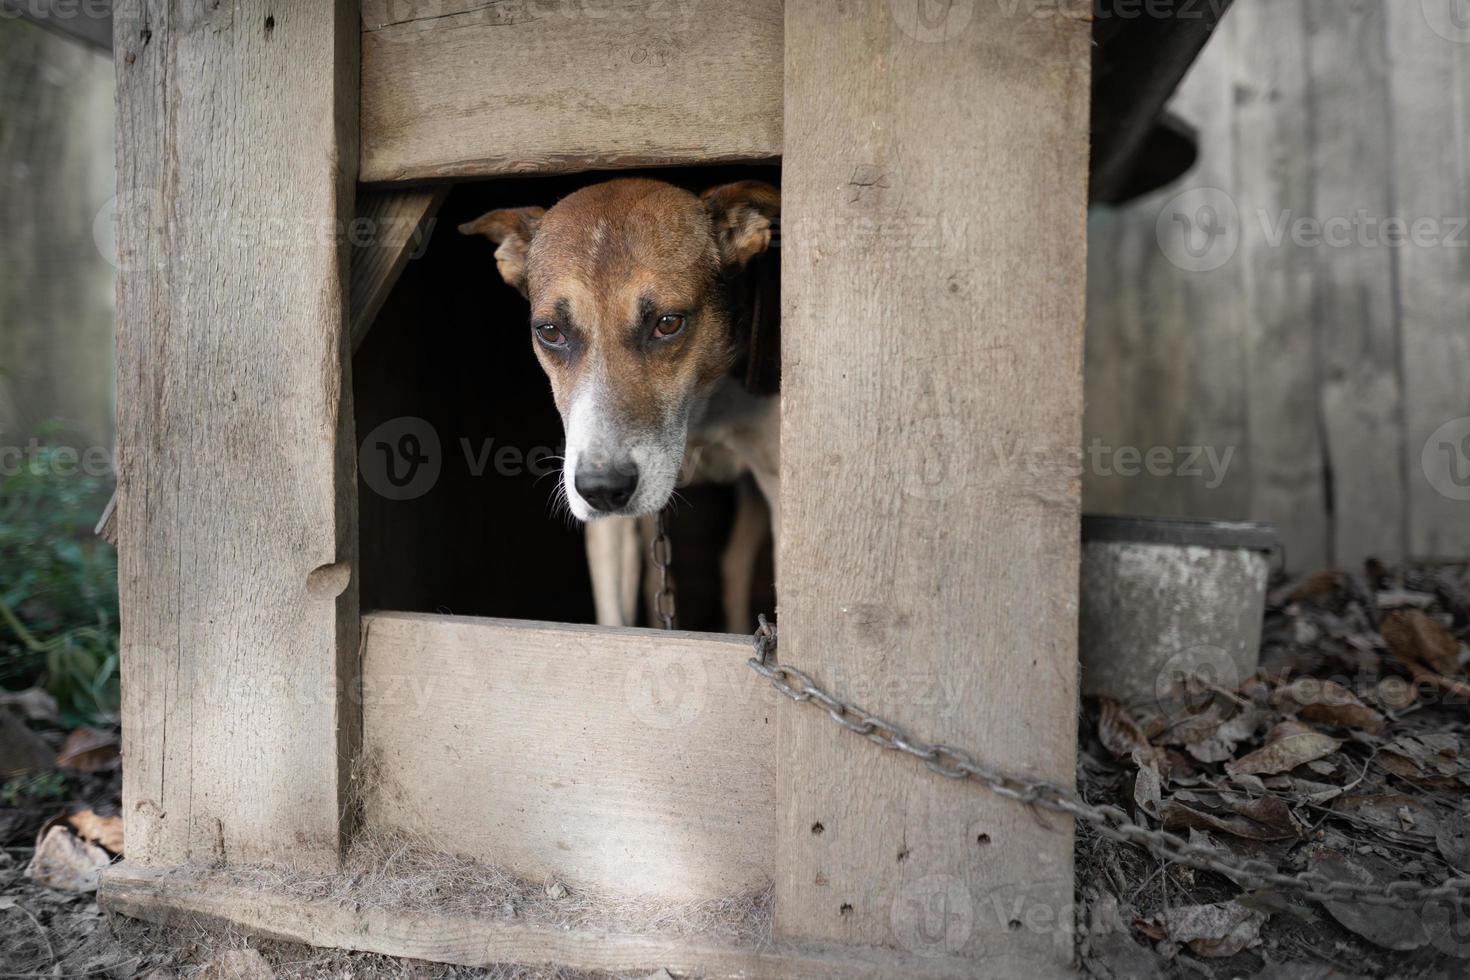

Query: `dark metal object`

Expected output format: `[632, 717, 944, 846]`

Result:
[651, 511, 676, 630]
[2, 0, 113, 53]
[1082, 514, 1279, 553]
[1090, 0, 1236, 204]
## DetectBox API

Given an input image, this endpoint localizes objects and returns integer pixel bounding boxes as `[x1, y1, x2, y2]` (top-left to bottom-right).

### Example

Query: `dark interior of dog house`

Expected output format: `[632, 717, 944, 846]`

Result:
[354, 165, 780, 632]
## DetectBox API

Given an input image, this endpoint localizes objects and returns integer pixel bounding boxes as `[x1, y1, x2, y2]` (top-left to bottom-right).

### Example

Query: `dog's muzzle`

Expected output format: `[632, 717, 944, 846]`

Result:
[573, 453, 640, 514]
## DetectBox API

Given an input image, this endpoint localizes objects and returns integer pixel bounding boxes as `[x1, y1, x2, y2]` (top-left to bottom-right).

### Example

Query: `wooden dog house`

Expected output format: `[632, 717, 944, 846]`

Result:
[93, 0, 1224, 975]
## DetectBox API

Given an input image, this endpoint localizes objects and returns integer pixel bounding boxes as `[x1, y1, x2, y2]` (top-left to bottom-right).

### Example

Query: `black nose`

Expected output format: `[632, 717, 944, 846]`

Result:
[574, 461, 639, 512]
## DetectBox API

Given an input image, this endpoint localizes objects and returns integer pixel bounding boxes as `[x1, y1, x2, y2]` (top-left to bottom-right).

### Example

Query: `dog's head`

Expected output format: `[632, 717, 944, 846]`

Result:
[460, 177, 778, 520]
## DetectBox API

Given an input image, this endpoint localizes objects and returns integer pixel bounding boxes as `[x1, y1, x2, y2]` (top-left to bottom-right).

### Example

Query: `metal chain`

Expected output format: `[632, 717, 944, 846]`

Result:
[747, 616, 1470, 911]
[651, 512, 676, 630]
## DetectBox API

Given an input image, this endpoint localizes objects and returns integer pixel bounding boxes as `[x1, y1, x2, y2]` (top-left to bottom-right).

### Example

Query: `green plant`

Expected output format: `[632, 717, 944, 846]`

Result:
[0, 428, 119, 726]
[0, 770, 68, 806]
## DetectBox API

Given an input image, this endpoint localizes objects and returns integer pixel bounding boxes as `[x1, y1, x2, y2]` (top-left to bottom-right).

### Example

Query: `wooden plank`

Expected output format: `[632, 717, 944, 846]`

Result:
[1385, 5, 1470, 559]
[102, 863, 1066, 979]
[1228, 1, 1330, 571]
[112, 0, 359, 871]
[1165, 16, 1253, 523]
[1303, 0, 1405, 564]
[358, 0, 783, 184]
[776, 1, 1088, 968]
[1084, 38, 1251, 526]
[349, 186, 448, 352]
[1083, 203, 1199, 520]
[359, 613, 775, 901]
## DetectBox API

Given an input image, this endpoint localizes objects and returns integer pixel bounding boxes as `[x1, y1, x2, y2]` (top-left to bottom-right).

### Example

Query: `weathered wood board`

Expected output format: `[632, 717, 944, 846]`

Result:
[102, 862, 1069, 979]
[1086, 0, 1470, 567]
[1385, 3, 1470, 560]
[359, 613, 775, 901]
[1303, 0, 1405, 564]
[1229, 3, 1329, 573]
[111, 0, 360, 871]
[349, 185, 448, 351]
[359, 0, 783, 183]
[776, 0, 1089, 968]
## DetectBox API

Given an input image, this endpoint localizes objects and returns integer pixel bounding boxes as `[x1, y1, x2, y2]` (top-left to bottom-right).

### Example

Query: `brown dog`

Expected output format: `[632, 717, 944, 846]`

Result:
[461, 178, 781, 626]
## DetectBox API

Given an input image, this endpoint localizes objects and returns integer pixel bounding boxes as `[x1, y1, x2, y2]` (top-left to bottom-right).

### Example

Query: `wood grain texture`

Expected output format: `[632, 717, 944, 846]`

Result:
[349, 185, 448, 352]
[359, 612, 775, 901]
[1165, 23, 1252, 524]
[1385, 5, 1470, 559]
[1228, 3, 1330, 571]
[776, 1, 1088, 966]
[102, 863, 1068, 979]
[1085, 0, 1470, 568]
[1303, 0, 1405, 565]
[112, 0, 359, 871]
[358, 0, 783, 184]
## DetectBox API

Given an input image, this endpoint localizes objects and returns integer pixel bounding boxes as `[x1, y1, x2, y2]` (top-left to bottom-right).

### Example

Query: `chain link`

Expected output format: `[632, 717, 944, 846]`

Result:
[651, 512, 676, 631]
[748, 616, 1470, 911]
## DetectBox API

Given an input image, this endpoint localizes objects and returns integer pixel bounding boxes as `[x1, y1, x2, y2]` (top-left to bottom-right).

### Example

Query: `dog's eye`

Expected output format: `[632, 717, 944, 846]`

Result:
[533, 323, 567, 347]
[653, 314, 686, 339]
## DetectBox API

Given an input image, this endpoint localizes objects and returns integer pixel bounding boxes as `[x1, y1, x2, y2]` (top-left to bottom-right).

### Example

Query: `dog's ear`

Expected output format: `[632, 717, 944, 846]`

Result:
[701, 181, 780, 268]
[458, 206, 546, 297]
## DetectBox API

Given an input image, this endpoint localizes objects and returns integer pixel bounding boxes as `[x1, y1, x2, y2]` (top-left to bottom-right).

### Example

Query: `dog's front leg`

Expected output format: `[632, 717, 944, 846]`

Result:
[585, 516, 641, 627]
[721, 475, 770, 633]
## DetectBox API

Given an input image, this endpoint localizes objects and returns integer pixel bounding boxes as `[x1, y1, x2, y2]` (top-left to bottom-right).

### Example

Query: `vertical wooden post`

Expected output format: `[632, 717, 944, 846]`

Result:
[777, 1, 1089, 972]
[112, 0, 359, 872]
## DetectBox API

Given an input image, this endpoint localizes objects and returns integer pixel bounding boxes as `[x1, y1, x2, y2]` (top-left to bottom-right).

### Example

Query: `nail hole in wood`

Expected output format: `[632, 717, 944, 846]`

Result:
[810, 821, 824, 836]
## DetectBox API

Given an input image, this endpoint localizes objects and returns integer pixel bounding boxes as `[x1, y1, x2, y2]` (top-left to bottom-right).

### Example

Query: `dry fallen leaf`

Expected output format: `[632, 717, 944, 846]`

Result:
[1381, 609, 1462, 676]
[25, 824, 112, 892]
[1161, 801, 1300, 842]
[1135, 901, 1267, 957]
[1226, 722, 1341, 777]
[1331, 794, 1437, 843]
[1226, 794, 1305, 838]
[1436, 813, 1470, 874]
[55, 727, 120, 772]
[1308, 848, 1429, 951]
[1274, 678, 1385, 735]
[1162, 704, 1263, 764]
[1379, 733, 1464, 786]
[66, 808, 124, 855]
[1270, 570, 1343, 607]
[1098, 699, 1157, 761]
